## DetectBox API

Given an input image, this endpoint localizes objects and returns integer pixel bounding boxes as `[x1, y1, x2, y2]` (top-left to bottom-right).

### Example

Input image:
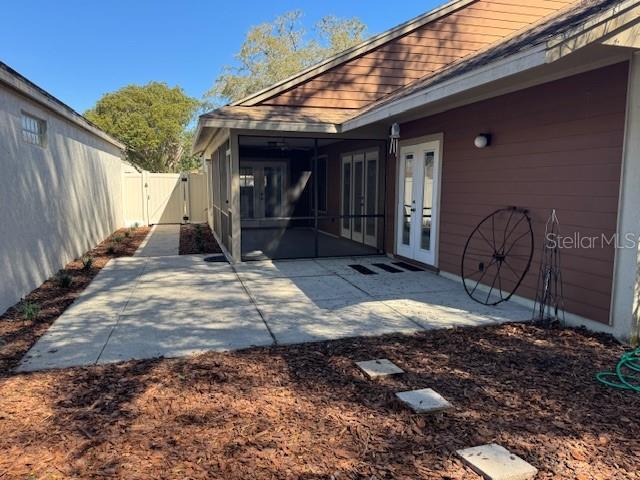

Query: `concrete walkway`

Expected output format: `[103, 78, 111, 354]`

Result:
[135, 224, 180, 257]
[18, 255, 533, 372]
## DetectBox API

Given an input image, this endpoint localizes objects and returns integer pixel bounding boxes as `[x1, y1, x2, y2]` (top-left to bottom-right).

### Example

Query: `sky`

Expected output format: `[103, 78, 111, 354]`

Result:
[0, 1, 442, 114]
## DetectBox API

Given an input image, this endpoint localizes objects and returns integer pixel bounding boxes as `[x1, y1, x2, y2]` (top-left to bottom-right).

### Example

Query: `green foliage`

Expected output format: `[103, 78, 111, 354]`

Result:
[81, 255, 93, 270]
[20, 301, 40, 321]
[57, 271, 73, 289]
[113, 235, 124, 243]
[124, 231, 130, 238]
[177, 129, 201, 172]
[207, 11, 367, 104]
[85, 83, 200, 172]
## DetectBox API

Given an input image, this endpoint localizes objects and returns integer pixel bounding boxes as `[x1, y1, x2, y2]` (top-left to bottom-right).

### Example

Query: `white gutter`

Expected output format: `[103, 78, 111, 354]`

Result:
[342, 43, 548, 132]
[191, 116, 339, 155]
[199, 117, 339, 134]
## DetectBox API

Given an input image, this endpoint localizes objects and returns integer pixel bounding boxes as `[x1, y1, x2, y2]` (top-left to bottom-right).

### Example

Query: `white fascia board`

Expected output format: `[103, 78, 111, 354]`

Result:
[342, 44, 548, 131]
[199, 117, 339, 134]
[0, 66, 125, 150]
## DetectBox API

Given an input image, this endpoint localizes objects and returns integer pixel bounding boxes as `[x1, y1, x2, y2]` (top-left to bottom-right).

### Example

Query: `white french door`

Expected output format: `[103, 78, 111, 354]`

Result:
[341, 151, 378, 247]
[239, 161, 287, 225]
[396, 141, 441, 266]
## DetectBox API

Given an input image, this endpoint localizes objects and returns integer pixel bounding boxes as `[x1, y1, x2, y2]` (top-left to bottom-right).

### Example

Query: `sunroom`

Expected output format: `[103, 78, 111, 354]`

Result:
[193, 106, 392, 262]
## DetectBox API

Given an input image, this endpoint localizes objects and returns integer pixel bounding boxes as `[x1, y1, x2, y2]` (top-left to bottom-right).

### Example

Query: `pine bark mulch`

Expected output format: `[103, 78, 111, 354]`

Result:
[1, 323, 638, 479]
[179, 223, 222, 255]
[0, 226, 150, 375]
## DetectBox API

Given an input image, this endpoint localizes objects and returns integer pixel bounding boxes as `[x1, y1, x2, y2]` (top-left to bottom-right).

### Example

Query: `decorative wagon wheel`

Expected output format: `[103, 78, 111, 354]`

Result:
[461, 207, 534, 306]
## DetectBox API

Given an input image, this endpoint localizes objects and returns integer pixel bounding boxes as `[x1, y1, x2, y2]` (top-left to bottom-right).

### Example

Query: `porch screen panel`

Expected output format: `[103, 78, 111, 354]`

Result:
[211, 150, 221, 239]
[238, 135, 385, 260]
[365, 151, 379, 246]
[318, 141, 386, 257]
[211, 141, 231, 252]
[239, 136, 315, 260]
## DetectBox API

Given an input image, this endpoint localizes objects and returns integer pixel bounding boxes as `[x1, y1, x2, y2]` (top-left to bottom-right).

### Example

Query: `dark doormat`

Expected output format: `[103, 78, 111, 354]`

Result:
[372, 263, 404, 273]
[393, 261, 424, 272]
[204, 255, 228, 263]
[349, 264, 378, 275]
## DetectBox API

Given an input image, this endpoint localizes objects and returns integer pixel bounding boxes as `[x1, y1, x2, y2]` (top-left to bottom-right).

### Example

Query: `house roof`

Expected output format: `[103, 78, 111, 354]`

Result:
[349, 0, 627, 124]
[194, 0, 638, 153]
[231, 0, 477, 107]
[0, 61, 125, 150]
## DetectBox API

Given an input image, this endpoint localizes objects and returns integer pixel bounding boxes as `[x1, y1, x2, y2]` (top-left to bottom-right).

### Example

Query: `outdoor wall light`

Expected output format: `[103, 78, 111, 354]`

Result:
[474, 133, 491, 148]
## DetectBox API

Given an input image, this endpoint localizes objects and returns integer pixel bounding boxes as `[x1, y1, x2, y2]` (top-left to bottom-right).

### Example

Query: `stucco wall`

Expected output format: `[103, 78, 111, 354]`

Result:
[0, 84, 124, 314]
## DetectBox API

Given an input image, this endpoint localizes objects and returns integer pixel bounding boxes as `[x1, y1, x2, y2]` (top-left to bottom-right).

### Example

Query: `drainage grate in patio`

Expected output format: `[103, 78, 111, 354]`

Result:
[348, 264, 378, 275]
[372, 263, 404, 273]
[204, 255, 228, 263]
[393, 261, 424, 272]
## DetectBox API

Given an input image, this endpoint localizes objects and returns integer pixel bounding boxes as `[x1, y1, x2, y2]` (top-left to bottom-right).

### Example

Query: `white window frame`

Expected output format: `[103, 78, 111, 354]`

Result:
[21, 111, 47, 147]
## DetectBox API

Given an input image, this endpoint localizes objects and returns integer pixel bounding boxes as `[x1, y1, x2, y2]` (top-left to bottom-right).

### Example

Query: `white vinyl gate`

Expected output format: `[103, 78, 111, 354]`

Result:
[122, 171, 207, 226]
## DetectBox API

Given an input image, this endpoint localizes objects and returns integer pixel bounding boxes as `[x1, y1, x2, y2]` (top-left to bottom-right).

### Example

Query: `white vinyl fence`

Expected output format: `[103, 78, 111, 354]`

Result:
[122, 170, 207, 226]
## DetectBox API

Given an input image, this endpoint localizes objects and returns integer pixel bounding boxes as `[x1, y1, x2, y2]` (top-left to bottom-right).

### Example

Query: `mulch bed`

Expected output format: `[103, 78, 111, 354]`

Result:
[1, 323, 637, 479]
[179, 223, 222, 255]
[0, 226, 150, 376]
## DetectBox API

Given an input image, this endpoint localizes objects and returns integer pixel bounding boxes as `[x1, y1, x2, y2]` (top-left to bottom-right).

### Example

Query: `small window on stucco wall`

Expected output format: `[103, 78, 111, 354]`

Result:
[21, 111, 46, 147]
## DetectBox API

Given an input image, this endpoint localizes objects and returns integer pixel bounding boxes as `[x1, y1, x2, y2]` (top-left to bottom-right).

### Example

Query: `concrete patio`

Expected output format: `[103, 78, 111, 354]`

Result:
[18, 254, 532, 372]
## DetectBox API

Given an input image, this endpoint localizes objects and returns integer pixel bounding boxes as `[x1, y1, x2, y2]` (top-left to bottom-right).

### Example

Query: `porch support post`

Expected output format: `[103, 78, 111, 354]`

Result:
[313, 139, 319, 257]
[229, 131, 242, 262]
[611, 52, 640, 344]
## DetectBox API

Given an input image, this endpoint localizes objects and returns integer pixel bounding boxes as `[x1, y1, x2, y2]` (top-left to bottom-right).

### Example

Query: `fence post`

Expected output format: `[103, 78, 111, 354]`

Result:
[142, 170, 149, 226]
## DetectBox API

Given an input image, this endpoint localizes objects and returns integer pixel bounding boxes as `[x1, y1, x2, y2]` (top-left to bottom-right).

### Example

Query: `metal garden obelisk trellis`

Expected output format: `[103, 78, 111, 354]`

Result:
[533, 209, 565, 324]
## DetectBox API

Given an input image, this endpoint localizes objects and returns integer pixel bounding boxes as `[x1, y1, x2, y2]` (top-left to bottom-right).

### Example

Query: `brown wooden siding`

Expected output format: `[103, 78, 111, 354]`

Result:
[258, 0, 573, 109]
[388, 63, 628, 324]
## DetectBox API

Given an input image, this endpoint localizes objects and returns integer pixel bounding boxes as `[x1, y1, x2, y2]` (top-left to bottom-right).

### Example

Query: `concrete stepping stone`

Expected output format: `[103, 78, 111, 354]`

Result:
[356, 359, 404, 378]
[457, 444, 538, 480]
[395, 388, 452, 413]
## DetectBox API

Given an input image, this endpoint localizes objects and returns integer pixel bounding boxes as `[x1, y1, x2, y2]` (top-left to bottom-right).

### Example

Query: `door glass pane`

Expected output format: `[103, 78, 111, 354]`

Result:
[353, 157, 364, 235]
[264, 166, 283, 218]
[239, 167, 255, 218]
[402, 153, 414, 246]
[342, 161, 351, 231]
[366, 155, 377, 237]
[421, 151, 434, 250]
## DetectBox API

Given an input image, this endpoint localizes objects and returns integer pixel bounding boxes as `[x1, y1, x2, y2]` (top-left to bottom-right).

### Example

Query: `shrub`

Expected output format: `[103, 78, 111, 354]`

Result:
[20, 301, 40, 321]
[194, 224, 205, 252]
[57, 271, 73, 288]
[113, 235, 124, 243]
[81, 255, 93, 270]
[124, 231, 131, 238]
[107, 245, 116, 255]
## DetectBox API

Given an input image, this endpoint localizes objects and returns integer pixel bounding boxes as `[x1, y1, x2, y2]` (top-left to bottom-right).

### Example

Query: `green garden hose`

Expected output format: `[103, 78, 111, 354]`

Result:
[596, 347, 640, 392]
